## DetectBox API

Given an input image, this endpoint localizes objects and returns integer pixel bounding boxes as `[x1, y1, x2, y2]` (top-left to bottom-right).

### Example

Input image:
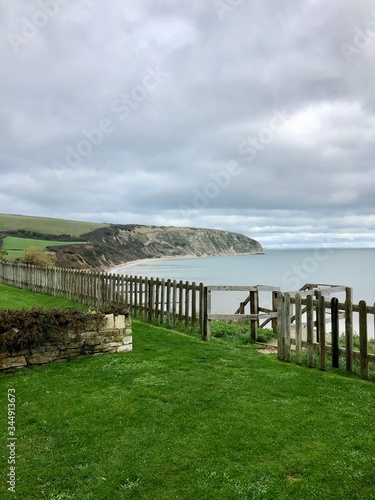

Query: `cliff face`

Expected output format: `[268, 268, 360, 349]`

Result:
[51, 225, 263, 270]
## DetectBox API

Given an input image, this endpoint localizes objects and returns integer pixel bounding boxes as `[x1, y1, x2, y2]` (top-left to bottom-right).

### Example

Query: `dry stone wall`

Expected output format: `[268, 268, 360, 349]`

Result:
[0, 313, 132, 370]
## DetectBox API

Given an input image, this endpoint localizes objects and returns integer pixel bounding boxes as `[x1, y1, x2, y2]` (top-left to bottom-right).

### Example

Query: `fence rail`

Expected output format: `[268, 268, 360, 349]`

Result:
[0, 261, 205, 336]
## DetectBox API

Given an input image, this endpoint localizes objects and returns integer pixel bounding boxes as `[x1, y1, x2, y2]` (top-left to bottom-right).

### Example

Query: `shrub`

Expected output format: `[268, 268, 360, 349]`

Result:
[0, 248, 8, 260]
[0, 308, 106, 353]
[19, 246, 56, 267]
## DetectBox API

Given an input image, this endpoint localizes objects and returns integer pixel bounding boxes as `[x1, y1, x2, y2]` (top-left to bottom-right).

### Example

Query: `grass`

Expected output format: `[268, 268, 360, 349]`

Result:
[2, 237, 86, 261]
[0, 213, 109, 238]
[1, 319, 375, 499]
[0, 283, 86, 310]
[211, 319, 277, 345]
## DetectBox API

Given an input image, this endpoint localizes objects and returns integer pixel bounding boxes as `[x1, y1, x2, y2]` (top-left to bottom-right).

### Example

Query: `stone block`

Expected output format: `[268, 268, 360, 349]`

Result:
[0, 356, 27, 369]
[114, 314, 126, 329]
[122, 335, 132, 345]
[117, 344, 133, 353]
[103, 314, 115, 330]
[26, 351, 60, 365]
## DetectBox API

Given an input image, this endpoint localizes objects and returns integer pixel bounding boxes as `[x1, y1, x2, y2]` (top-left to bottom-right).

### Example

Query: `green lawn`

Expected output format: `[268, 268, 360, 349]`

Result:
[2, 237, 85, 261]
[0, 213, 109, 237]
[0, 283, 86, 310]
[1, 318, 374, 499]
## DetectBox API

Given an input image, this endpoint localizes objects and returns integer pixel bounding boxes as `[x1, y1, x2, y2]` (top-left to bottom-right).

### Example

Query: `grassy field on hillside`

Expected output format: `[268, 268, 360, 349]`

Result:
[0, 213, 109, 237]
[2, 236, 85, 261]
[0, 283, 87, 310]
[1, 317, 375, 498]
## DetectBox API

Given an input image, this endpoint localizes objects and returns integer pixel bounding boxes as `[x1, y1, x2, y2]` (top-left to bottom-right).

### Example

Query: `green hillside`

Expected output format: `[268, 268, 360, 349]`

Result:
[2, 236, 85, 260]
[0, 213, 109, 238]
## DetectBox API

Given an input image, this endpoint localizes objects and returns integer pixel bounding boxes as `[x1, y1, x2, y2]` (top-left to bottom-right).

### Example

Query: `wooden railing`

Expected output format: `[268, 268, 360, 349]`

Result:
[206, 285, 280, 340]
[0, 262, 205, 336]
[277, 288, 375, 378]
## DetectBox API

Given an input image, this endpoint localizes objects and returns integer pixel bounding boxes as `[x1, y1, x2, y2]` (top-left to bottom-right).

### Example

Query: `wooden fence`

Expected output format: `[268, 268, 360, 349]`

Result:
[206, 285, 280, 341]
[277, 288, 375, 378]
[0, 262, 206, 336]
[1, 262, 374, 377]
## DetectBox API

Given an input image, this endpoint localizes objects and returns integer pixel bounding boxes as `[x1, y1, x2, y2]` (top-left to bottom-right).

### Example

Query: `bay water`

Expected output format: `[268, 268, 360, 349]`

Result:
[112, 248, 375, 337]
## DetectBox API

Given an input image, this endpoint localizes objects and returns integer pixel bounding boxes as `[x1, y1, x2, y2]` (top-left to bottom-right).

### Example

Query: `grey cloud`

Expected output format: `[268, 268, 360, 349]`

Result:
[1, 0, 375, 247]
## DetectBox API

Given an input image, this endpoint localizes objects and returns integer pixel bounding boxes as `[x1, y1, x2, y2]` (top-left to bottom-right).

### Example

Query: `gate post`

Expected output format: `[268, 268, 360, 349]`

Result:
[250, 288, 259, 340]
[277, 292, 285, 360]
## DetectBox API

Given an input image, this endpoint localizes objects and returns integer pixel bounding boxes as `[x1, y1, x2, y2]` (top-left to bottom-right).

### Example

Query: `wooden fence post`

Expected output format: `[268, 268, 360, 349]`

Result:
[306, 294, 314, 368]
[203, 286, 211, 341]
[250, 289, 259, 341]
[155, 278, 160, 323]
[160, 279, 165, 326]
[191, 282, 197, 332]
[331, 297, 339, 369]
[184, 281, 190, 332]
[172, 280, 177, 329]
[359, 300, 368, 378]
[133, 276, 138, 317]
[178, 280, 183, 329]
[272, 291, 278, 333]
[199, 282, 204, 337]
[318, 295, 326, 371]
[284, 293, 291, 362]
[143, 278, 148, 320]
[295, 293, 302, 365]
[277, 292, 284, 361]
[345, 295, 354, 373]
[166, 279, 171, 327]
[148, 278, 154, 323]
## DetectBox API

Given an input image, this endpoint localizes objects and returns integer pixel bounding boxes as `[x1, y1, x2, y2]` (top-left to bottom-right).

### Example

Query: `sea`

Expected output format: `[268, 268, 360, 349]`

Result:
[111, 248, 375, 337]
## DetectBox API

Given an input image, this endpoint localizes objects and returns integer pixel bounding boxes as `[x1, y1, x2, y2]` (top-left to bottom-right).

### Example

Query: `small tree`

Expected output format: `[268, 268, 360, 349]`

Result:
[0, 248, 8, 261]
[19, 246, 56, 267]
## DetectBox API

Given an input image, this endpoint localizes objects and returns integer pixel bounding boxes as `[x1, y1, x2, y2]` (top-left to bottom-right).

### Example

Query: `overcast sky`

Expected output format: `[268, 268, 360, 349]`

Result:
[1, 0, 375, 248]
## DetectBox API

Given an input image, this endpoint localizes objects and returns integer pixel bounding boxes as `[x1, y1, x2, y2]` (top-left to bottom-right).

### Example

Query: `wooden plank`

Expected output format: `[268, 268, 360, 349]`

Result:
[331, 297, 339, 369]
[184, 281, 190, 331]
[138, 276, 143, 315]
[148, 278, 154, 322]
[160, 279, 165, 325]
[250, 290, 259, 341]
[207, 285, 258, 292]
[345, 298, 354, 372]
[318, 295, 326, 371]
[144, 277, 149, 320]
[295, 293, 302, 365]
[191, 282, 197, 332]
[284, 293, 291, 362]
[277, 292, 284, 361]
[203, 286, 211, 341]
[155, 278, 160, 323]
[359, 300, 369, 378]
[208, 313, 277, 320]
[306, 294, 314, 368]
[166, 279, 171, 327]
[133, 276, 138, 316]
[199, 282, 204, 337]
[178, 280, 183, 329]
[172, 280, 177, 329]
